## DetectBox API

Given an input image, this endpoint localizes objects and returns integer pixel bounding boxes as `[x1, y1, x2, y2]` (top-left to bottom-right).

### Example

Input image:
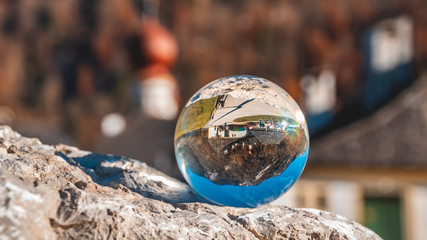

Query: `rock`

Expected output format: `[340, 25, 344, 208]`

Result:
[0, 126, 381, 239]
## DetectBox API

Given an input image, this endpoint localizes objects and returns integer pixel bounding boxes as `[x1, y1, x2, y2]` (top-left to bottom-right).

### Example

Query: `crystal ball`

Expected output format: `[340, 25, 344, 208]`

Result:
[174, 75, 309, 207]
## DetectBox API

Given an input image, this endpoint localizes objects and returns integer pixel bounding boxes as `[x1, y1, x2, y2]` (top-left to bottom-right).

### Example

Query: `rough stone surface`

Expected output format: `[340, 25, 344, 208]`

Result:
[0, 126, 381, 239]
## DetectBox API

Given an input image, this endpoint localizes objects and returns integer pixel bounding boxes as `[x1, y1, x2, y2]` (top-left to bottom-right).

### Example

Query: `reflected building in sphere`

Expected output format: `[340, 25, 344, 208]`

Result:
[175, 75, 309, 207]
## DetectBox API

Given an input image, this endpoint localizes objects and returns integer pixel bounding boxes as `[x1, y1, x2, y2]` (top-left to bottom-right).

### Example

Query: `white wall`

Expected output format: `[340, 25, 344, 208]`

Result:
[325, 181, 362, 222]
[406, 185, 427, 240]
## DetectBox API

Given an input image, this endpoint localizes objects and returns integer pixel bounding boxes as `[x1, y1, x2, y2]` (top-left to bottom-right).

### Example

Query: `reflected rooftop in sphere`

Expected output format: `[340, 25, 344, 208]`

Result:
[175, 75, 309, 207]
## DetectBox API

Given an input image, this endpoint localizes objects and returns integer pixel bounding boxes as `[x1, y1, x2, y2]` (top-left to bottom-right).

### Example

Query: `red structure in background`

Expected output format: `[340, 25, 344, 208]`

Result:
[139, 18, 180, 120]
[141, 19, 178, 69]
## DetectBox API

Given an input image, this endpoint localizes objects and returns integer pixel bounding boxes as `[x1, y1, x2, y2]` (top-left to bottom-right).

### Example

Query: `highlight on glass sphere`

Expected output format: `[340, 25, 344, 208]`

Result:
[174, 75, 309, 207]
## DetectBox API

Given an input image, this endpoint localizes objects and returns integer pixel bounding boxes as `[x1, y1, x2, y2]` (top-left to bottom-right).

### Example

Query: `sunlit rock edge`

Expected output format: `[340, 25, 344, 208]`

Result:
[0, 126, 381, 240]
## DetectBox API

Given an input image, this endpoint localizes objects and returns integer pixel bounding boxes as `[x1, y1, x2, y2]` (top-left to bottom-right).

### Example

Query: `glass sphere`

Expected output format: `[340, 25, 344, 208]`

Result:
[174, 75, 309, 207]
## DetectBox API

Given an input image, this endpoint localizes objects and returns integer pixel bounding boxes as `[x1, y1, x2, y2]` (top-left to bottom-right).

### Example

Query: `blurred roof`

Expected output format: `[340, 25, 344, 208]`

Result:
[309, 74, 427, 168]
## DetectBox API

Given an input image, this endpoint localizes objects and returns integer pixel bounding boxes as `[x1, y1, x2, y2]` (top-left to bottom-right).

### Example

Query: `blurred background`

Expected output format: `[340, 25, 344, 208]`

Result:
[0, 0, 426, 239]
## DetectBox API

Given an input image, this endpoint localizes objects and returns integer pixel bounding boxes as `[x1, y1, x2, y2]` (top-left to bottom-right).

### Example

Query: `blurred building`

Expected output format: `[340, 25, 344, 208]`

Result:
[162, 0, 427, 136]
[273, 75, 427, 240]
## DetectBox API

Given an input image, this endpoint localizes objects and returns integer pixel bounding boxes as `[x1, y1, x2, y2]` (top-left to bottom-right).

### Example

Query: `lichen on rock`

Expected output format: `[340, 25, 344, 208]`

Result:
[0, 126, 381, 239]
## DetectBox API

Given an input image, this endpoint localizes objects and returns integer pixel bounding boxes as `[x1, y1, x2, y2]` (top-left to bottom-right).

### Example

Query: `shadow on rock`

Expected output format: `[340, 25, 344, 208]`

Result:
[55, 151, 203, 204]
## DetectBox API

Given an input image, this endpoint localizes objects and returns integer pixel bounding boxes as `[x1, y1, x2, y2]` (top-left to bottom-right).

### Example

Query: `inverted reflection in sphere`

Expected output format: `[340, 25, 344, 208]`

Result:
[175, 75, 309, 207]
